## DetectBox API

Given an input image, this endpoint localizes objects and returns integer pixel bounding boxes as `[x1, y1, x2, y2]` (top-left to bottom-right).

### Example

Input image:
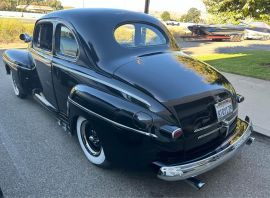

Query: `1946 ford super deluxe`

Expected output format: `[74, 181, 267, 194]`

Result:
[2, 9, 254, 188]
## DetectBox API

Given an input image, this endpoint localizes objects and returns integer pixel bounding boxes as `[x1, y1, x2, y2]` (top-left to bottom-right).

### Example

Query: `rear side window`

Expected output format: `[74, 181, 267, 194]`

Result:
[33, 22, 53, 51]
[114, 23, 167, 48]
[55, 25, 78, 58]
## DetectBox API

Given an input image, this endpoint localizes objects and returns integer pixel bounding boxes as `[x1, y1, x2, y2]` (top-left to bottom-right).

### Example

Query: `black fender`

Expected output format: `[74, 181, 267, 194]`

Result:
[2, 49, 40, 93]
[2, 49, 35, 70]
[67, 84, 162, 135]
[67, 84, 170, 165]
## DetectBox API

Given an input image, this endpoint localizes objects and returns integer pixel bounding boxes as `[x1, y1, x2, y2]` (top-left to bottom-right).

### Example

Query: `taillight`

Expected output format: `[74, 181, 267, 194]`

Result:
[160, 125, 183, 139]
[172, 128, 183, 139]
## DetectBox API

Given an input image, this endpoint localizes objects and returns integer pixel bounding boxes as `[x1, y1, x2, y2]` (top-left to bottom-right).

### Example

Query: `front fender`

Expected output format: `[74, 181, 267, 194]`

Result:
[2, 49, 39, 93]
[2, 49, 35, 71]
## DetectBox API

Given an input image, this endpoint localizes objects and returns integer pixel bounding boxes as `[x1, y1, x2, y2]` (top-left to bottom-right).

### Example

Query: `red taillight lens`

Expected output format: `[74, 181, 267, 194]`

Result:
[172, 128, 183, 139]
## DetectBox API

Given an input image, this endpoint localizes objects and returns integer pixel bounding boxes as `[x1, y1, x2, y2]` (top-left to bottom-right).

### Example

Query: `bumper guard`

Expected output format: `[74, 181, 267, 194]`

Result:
[155, 117, 254, 181]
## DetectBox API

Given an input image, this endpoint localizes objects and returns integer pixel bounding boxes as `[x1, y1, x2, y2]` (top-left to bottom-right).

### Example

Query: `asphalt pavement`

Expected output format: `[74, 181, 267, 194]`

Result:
[0, 50, 270, 197]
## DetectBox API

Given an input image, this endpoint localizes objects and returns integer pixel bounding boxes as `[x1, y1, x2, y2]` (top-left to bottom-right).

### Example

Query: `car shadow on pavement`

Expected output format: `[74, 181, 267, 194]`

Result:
[0, 187, 3, 198]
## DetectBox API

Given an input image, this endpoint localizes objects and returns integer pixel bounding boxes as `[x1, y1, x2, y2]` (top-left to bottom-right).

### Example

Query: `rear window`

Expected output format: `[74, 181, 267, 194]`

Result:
[114, 23, 167, 48]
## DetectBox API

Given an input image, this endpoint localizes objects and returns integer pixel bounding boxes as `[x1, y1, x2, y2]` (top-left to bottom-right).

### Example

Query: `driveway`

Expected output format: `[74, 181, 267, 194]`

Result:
[0, 50, 270, 197]
[179, 39, 270, 55]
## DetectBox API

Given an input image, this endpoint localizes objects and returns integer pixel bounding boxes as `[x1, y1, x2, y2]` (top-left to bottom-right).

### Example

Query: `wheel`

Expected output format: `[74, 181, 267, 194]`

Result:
[11, 71, 27, 99]
[230, 34, 242, 42]
[76, 116, 109, 167]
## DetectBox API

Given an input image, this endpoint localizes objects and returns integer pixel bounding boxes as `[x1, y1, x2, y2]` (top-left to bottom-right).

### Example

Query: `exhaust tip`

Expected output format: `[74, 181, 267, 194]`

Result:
[246, 137, 255, 145]
[185, 177, 206, 190]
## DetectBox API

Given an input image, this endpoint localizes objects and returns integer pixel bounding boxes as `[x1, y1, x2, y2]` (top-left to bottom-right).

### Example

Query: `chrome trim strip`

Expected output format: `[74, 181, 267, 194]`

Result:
[53, 63, 151, 107]
[3, 55, 34, 71]
[34, 93, 55, 109]
[224, 114, 237, 126]
[194, 108, 238, 133]
[197, 127, 221, 139]
[155, 117, 253, 181]
[68, 97, 157, 138]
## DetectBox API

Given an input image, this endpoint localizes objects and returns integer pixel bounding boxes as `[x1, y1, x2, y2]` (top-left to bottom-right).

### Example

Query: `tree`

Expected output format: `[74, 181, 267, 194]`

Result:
[161, 11, 171, 21]
[204, 0, 270, 24]
[47, 0, 63, 10]
[180, 8, 201, 23]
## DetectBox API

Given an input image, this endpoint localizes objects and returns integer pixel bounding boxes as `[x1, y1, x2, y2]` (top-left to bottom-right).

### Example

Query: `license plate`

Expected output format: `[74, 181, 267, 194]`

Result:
[215, 98, 233, 121]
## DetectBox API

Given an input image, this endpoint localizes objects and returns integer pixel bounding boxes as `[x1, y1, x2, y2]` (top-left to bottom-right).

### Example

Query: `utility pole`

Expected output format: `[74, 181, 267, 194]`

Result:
[144, 0, 150, 14]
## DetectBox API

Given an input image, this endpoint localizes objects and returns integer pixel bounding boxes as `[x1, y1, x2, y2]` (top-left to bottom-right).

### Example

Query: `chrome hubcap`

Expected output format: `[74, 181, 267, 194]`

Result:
[81, 121, 101, 156]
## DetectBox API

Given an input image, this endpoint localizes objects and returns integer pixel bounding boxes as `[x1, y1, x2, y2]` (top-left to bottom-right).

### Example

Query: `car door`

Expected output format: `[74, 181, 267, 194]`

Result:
[30, 21, 58, 109]
[51, 23, 80, 115]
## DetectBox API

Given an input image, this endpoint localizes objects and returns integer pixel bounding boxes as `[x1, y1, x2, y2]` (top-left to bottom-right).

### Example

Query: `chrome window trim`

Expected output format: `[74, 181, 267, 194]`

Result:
[54, 23, 80, 62]
[68, 97, 157, 138]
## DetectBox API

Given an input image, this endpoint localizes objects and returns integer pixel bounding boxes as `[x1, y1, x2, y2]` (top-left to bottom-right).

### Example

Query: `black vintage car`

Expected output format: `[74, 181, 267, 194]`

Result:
[2, 9, 254, 188]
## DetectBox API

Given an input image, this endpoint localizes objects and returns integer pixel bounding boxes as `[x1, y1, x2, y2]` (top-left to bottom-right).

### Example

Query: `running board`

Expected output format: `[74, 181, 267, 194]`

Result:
[33, 91, 71, 134]
[33, 92, 57, 112]
[56, 118, 71, 134]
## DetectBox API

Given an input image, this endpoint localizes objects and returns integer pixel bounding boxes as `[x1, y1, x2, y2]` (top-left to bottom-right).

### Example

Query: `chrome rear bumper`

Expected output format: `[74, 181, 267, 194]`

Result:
[155, 117, 254, 181]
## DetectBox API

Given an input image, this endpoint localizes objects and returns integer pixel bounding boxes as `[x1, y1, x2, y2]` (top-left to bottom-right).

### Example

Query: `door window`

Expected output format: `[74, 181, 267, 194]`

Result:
[55, 25, 78, 58]
[33, 22, 53, 51]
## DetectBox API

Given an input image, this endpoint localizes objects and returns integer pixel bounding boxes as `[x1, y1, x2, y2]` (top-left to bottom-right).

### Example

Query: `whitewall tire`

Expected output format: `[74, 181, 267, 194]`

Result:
[76, 116, 108, 167]
[11, 72, 26, 99]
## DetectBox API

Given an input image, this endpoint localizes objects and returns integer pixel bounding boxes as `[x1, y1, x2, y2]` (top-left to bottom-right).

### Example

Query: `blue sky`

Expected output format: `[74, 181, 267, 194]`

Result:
[60, 0, 206, 12]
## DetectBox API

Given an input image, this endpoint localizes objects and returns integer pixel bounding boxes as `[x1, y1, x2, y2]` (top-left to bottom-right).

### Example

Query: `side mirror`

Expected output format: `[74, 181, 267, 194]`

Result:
[20, 33, 32, 43]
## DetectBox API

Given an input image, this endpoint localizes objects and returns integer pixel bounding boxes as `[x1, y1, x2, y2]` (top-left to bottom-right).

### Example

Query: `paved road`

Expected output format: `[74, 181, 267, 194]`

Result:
[180, 39, 270, 55]
[0, 50, 270, 197]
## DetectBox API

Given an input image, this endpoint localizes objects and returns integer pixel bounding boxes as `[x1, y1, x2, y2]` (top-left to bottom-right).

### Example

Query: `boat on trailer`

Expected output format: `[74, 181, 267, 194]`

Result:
[188, 24, 245, 42]
[244, 22, 270, 40]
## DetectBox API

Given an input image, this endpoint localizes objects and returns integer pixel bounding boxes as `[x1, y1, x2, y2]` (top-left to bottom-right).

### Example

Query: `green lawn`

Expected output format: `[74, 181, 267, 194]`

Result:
[195, 50, 270, 81]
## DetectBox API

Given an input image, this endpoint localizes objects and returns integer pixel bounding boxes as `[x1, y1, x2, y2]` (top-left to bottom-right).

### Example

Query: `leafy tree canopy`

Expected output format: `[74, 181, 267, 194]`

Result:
[161, 11, 171, 21]
[180, 7, 201, 23]
[204, 0, 270, 24]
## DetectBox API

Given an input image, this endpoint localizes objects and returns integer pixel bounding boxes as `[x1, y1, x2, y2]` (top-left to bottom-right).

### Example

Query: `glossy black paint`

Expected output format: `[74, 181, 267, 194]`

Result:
[2, 8, 240, 166]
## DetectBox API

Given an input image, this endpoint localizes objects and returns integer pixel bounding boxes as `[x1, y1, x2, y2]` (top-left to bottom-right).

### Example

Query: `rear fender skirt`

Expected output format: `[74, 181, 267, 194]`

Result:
[67, 84, 158, 138]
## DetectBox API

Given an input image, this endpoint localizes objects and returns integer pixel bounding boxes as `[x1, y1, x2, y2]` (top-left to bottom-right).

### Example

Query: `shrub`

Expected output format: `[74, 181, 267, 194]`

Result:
[0, 18, 34, 43]
[167, 26, 191, 37]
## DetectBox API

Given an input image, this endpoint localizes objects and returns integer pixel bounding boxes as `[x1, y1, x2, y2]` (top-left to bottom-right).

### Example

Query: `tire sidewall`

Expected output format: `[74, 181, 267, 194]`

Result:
[11, 72, 20, 96]
[11, 71, 26, 98]
[76, 116, 106, 165]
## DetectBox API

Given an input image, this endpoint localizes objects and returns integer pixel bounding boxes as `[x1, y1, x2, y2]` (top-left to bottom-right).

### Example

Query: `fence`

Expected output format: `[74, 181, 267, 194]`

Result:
[0, 11, 44, 20]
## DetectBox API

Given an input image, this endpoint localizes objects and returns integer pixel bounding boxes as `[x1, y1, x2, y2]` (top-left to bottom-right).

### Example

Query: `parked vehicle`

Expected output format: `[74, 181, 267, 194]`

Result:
[165, 20, 180, 26]
[244, 22, 270, 40]
[2, 9, 254, 188]
[188, 24, 245, 41]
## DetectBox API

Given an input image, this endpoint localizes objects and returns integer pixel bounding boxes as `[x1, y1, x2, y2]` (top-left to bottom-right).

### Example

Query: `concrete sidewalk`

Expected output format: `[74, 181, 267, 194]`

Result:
[223, 73, 270, 137]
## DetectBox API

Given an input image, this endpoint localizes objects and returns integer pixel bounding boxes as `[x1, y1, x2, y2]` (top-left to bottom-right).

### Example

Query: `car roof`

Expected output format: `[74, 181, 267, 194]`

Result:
[39, 9, 179, 73]
[41, 8, 159, 26]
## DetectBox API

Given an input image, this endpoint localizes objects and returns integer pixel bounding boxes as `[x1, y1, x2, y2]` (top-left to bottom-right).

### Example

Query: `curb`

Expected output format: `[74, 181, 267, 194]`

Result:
[253, 125, 270, 138]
